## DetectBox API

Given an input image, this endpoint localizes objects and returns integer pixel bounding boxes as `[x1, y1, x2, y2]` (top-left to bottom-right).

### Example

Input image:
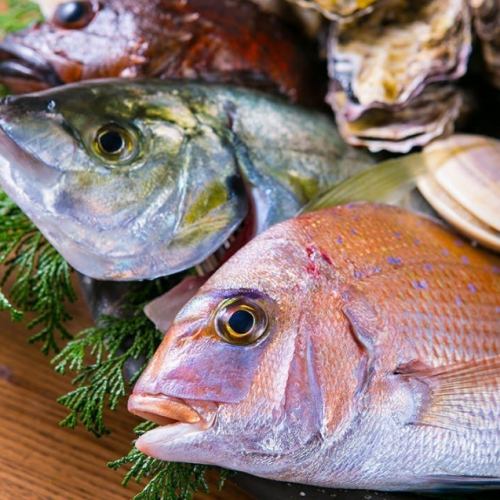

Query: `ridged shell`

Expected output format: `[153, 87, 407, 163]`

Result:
[326, 0, 471, 152]
[417, 134, 500, 252]
[285, 0, 381, 19]
[330, 84, 463, 153]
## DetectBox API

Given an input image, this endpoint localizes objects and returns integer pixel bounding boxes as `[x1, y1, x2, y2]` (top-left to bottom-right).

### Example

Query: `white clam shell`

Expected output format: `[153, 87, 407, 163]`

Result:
[418, 134, 500, 251]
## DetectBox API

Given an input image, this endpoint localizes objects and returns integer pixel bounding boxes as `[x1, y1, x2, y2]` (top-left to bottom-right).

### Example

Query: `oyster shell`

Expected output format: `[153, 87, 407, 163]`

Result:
[326, 0, 471, 151]
[417, 134, 500, 251]
[286, 0, 382, 19]
[331, 84, 464, 153]
[470, 0, 500, 88]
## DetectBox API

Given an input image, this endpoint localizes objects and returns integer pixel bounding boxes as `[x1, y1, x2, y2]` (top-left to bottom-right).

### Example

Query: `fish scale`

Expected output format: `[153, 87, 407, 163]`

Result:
[130, 203, 500, 491]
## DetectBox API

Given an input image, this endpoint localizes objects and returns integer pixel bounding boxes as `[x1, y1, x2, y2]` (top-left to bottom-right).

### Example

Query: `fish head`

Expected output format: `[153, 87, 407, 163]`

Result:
[0, 0, 158, 93]
[0, 80, 249, 279]
[129, 218, 363, 476]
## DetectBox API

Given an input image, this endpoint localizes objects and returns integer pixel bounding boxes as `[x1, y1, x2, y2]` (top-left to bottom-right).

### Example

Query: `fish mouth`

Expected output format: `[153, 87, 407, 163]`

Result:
[0, 40, 62, 92]
[129, 393, 216, 458]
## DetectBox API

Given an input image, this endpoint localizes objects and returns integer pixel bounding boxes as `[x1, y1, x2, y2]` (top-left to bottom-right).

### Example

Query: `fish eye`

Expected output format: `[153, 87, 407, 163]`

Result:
[214, 297, 269, 345]
[93, 123, 138, 164]
[53, 1, 96, 29]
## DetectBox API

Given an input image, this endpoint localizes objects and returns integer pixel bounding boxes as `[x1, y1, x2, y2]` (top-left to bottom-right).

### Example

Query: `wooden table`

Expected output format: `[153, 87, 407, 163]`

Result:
[0, 284, 249, 500]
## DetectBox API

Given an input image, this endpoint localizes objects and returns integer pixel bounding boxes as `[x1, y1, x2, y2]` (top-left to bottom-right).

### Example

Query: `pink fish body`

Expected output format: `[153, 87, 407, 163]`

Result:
[129, 204, 500, 491]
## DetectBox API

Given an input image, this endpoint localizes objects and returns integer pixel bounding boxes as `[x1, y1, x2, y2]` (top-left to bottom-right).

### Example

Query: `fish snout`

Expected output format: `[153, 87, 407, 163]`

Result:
[128, 393, 201, 426]
[0, 38, 62, 92]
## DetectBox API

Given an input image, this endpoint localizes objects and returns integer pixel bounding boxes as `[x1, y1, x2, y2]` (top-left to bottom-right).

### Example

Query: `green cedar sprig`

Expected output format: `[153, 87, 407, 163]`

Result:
[52, 278, 179, 436]
[109, 422, 230, 500]
[52, 282, 167, 436]
[0, 4, 226, 497]
[0, 0, 42, 37]
[0, 191, 76, 354]
[108, 422, 209, 500]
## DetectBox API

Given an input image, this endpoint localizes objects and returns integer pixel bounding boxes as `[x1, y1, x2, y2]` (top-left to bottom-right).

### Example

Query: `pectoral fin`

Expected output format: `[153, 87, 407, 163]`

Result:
[144, 276, 207, 333]
[395, 355, 500, 431]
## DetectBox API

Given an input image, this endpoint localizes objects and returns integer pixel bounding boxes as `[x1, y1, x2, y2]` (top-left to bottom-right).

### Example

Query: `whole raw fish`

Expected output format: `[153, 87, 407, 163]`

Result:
[129, 203, 500, 491]
[0, 0, 322, 104]
[0, 79, 372, 280]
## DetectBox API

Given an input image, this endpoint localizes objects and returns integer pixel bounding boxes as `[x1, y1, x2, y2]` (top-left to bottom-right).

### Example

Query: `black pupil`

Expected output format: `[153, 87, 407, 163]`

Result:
[228, 310, 255, 335]
[99, 130, 125, 154]
[56, 1, 89, 24]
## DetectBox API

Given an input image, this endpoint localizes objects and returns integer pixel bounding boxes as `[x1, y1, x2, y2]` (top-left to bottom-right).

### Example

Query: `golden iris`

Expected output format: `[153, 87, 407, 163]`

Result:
[214, 297, 269, 345]
[94, 123, 137, 163]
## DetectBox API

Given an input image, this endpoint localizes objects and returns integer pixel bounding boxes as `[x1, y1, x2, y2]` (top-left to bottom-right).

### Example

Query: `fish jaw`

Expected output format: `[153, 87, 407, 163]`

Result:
[129, 392, 221, 464]
[135, 421, 219, 465]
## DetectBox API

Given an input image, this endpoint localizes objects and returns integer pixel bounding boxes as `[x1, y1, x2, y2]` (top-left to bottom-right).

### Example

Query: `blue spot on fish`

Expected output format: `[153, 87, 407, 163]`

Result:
[455, 296, 463, 307]
[461, 256, 469, 265]
[467, 283, 477, 293]
[354, 270, 363, 279]
[387, 256, 402, 265]
[393, 231, 402, 239]
[454, 239, 465, 247]
[423, 263, 433, 272]
[350, 227, 358, 236]
[412, 280, 428, 290]
[441, 248, 450, 256]
[414, 238, 421, 246]
[336, 236, 343, 245]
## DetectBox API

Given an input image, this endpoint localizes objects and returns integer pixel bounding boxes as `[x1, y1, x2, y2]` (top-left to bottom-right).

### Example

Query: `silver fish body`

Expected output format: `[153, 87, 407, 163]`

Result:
[0, 79, 372, 280]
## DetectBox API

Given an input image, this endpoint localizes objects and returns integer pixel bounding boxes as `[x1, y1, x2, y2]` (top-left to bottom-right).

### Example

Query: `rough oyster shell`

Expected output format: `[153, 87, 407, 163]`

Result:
[470, 0, 500, 88]
[326, 0, 471, 151]
[330, 84, 463, 153]
[417, 134, 500, 251]
[327, 0, 471, 112]
[286, 0, 382, 19]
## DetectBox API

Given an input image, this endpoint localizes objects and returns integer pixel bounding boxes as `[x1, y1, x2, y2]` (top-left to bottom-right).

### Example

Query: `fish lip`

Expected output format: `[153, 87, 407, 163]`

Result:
[135, 421, 212, 460]
[130, 395, 217, 460]
[0, 40, 62, 87]
[128, 393, 207, 427]
[127, 392, 217, 432]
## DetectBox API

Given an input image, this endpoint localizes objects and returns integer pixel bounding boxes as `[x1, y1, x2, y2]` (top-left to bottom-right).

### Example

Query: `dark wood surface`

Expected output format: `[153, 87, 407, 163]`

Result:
[0, 280, 250, 500]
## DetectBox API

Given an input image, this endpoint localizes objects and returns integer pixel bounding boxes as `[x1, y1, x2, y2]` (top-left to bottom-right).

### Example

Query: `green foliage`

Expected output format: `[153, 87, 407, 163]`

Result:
[109, 422, 230, 500]
[0, 5, 226, 498]
[54, 313, 161, 436]
[0, 192, 76, 354]
[53, 281, 169, 436]
[0, 0, 42, 37]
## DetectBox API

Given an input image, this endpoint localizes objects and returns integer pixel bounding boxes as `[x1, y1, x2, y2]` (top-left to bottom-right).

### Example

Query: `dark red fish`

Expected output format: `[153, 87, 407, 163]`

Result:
[0, 0, 323, 104]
